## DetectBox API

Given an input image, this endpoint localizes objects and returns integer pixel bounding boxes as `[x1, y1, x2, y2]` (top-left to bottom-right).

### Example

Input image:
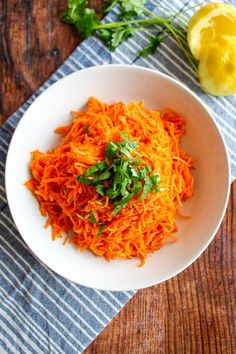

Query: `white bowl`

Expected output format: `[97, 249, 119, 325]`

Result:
[5, 65, 230, 291]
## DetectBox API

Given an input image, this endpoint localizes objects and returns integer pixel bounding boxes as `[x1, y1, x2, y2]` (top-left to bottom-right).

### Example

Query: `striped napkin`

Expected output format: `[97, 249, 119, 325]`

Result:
[1, 0, 235, 353]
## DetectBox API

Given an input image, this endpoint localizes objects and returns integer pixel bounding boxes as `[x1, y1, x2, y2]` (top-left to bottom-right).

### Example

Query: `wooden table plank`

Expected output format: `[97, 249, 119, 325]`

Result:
[1, 1, 235, 353]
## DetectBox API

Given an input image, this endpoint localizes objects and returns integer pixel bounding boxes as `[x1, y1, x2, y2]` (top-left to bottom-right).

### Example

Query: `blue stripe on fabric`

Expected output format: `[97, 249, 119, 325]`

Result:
[0, 237, 93, 347]
[0, 326, 19, 354]
[0, 211, 112, 326]
[0, 310, 40, 354]
[0, 338, 15, 354]
[0, 208, 131, 351]
[1, 1, 236, 353]
[0, 268, 82, 354]
[0, 274, 64, 354]
[0, 290, 59, 354]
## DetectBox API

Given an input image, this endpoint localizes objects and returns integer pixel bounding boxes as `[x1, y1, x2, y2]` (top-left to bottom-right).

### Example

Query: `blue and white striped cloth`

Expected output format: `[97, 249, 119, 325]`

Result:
[1, 0, 236, 353]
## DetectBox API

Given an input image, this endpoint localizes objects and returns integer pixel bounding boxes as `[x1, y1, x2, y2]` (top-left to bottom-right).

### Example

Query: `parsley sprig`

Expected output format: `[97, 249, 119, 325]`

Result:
[88, 211, 105, 237]
[77, 134, 160, 217]
[61, 0, 198, 72]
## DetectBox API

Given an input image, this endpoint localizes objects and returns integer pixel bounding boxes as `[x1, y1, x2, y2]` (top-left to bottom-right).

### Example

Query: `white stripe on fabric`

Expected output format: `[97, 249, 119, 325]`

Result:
[76, 45, 104, 65]
[0, 315, 33, 354]
[0, 307, 43, 354]
[0, 288, 63, 354]
[1, 211, 26, 234]
[0, 265, 83, 353]
[0, 327, 17, 354]
[0, 233, 97, 342]
[67, 56, 81, 70]
[0, 207, 127, 324]
[0, 214, 108, 328]
[94, 290, 120, 311]
[0, 132, 12, 145]
[18, 106, 28, 115]
[104, 291, 125, 308]
[0, 160, 5, 169]
[0, 186, 7, 204]
[1, 212, 119, 324]
[67, 54, 83, 69]
[0, 143, 8, 154]
[1, 210, 123, 321]
[0, 241, 87, 350]
[55, 69, 67, 79]
[0, 288, 62, 354]
[46, 270, 112, 323]
[64, 60, 78, 73]
[71, 286, 114, 321]
[6, 112, 22, 129]
[124, 291, 133, 299]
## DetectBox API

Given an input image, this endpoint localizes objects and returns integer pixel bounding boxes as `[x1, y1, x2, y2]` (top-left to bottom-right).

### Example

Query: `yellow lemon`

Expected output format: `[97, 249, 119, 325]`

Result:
[188, 2, 236, 60]
[198, 35, 236, 96]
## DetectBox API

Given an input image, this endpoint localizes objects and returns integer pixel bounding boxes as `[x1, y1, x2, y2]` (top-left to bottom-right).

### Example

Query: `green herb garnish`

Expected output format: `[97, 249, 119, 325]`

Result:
[87, 210, 105, 238]
[61, 0, 199, 72]
[77, 133, 160, 217]
[88, 210, 98, 223]
[104, 0, 148, 16]
[139, 35, 163, 58]
[83, 125, 89, 133]
[98, 224, 105, 237]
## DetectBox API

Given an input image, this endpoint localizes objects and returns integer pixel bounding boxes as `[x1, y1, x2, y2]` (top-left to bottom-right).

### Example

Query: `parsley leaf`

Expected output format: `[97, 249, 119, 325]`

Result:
[139, 35, 163, 57]
[103, 0, 119, 13]
[96, 184, 105, 196]
[112, 192, 134, 216]
[62, 1, 198, 72]
[139, 176, 153, 200]
[131, 180, 142, 195]
[98, 28, 112, 42]
[93, 170, 111, 182]
[62, 0, 88, 23]
[110, 27, 135, 51]
[85, 165, 100, 176]
[76, 176, 95, 185]
[105, 138, 137, 159]
[88, 211, 105, 237]
[74, 8, 100, 37]
[83, 125, 89, 133]
[104, 0, 147, 16]
[119, 0, 147, 16]
[62, 1, 99, 38]
[77, 134, 160, 217]
[98, 224, 105, 237]
[88, 210, 98, 223]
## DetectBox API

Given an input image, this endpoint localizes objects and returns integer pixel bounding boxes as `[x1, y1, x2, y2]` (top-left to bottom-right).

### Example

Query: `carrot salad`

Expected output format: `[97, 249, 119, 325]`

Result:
[25, 97, 194, 266]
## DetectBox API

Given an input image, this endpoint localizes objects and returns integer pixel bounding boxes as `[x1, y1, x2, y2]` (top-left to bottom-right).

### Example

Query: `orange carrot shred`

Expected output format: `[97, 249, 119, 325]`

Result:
[25, 98, 194, 266]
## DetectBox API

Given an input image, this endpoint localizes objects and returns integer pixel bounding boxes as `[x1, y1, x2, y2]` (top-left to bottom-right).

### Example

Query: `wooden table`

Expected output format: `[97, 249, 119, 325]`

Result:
[1, 1, 235, 353]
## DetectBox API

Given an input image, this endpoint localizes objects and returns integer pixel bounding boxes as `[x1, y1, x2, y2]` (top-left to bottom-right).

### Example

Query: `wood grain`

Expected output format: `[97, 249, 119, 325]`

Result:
[1, 1, 235, 353]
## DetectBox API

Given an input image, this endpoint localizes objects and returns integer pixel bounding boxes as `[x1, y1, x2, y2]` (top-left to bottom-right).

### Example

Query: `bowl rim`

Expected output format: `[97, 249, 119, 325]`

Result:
[5, 64, 231, 291]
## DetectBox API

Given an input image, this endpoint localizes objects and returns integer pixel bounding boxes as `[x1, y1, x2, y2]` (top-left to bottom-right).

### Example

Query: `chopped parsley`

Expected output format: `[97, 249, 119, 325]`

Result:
[87, 210, 105, 238]
[77, 133, 160, 219]
[61, 0, 199, 72]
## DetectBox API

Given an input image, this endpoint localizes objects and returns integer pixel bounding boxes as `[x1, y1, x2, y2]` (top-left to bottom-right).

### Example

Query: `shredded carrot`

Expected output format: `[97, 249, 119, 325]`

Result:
[25, 97, 194, 265]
